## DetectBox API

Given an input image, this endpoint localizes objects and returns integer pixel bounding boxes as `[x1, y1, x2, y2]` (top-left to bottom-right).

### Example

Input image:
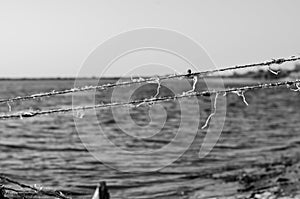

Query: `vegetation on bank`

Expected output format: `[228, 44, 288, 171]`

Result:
[228, 64, 300, 80]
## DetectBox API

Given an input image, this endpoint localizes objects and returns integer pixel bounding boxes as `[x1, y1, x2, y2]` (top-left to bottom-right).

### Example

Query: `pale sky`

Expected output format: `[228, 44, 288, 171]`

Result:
[0, 0, 300, 77]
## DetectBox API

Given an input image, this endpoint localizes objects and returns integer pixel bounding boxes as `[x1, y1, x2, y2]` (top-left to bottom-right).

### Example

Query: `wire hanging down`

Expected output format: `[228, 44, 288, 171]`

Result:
[0, 55, 299, 105]
[0, 79, 299, 120]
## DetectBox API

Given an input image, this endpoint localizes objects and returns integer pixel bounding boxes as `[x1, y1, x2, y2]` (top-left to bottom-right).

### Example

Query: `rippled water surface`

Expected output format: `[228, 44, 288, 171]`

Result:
[0, 79, 299, 198]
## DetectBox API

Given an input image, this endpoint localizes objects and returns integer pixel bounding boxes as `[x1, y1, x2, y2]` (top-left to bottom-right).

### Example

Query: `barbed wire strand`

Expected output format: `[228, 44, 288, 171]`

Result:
[0, 56, 299, 105]
[0, 79, 299, 121]
[0, 175, 71, 199]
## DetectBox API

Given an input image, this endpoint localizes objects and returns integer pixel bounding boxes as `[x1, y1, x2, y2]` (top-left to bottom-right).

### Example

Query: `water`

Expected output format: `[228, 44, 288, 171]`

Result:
[0, 78, 299, 198]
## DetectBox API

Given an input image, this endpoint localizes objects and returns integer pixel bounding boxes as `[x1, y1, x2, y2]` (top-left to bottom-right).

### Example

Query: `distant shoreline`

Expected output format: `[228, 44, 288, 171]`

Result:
[0, 76, 220, 81]
[0, 77, 121, 81]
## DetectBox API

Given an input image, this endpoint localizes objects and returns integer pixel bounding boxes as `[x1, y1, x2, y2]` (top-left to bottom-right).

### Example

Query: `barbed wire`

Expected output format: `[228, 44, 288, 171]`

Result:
[0, 175, 71, 199]
[0, 55, 299, 105]
[0, 79, 299, 121]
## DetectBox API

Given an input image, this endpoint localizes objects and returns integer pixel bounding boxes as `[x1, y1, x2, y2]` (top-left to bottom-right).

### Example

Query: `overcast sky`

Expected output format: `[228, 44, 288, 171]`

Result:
[0, 0, 300, 77]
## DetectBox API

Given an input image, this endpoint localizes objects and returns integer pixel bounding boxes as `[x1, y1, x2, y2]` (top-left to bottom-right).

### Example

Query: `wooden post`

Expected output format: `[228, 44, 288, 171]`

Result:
[99, 181, 110, 199]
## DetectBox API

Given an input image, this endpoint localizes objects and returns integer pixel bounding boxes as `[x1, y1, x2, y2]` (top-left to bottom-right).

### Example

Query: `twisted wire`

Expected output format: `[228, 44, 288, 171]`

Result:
[0, 55, 299, 105]
[0, 79, 299, 120]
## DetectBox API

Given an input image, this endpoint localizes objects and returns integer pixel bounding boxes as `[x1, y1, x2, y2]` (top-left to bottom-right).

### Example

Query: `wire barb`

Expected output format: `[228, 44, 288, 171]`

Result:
[232, 90, 249, 106]
[202, 93, 218, 129]
[186, 76, 198, 93]
[0, 55, 299, 105]
[6, 102, 11, 112]
[268, 67, 280, 75]
[153, 77, 161, 98]
[291, 82, 300, 91]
